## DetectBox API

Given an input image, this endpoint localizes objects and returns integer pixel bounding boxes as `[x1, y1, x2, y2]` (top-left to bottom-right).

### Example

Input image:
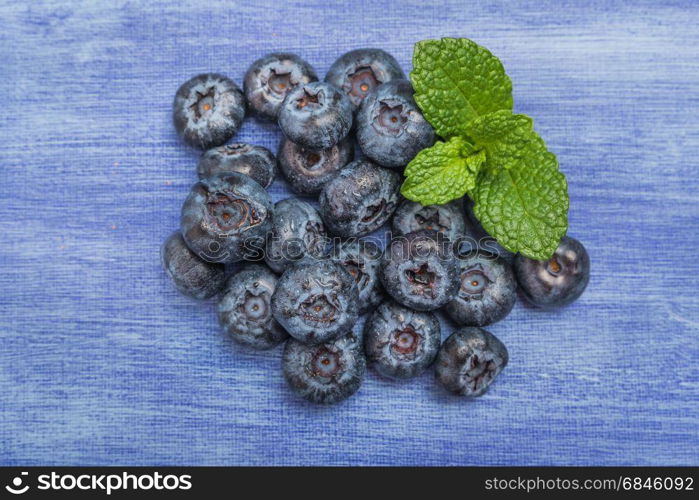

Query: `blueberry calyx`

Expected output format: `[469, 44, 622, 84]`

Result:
[311, 347, 342, 379]
[296, 87, 321, 109]
[390, 326, 420, 357]
[405, 263, 437, 297]
[460, 265, 492, 299]
[205, 192, 261, 232]
[190, 86, 217, 120]
[347, 66, 379, 101]
[267, 69, 293, 96]
[373, 100, 408, 136]
[300, 293, 339, 325]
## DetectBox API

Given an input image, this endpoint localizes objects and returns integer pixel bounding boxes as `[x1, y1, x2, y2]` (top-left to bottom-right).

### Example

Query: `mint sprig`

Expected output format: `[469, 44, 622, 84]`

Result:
[402, 37, 569, 260]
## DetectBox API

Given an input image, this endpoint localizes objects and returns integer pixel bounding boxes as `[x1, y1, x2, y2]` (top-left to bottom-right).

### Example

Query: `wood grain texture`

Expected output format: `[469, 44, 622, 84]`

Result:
[0, 0, 697, 465]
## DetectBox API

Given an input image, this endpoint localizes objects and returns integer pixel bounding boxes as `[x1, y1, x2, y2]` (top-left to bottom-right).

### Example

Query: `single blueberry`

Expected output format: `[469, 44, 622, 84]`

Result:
[364, 300, 441, 380]
[381, 229, 460, 311]
[318, 160, 401, 238]
[514, 236, 590, 309]
[325, 48, 405, 111]
[271, 260, 359, 344]
[244, 53, 318, 120]
[161, 231, 227, 300]
[392, 199, 467, 242]
[283, 332, 366, 405]
[173, 73, 245, 150]
[197, 143, 276, 188]
[218, 264, 289, 349]
[278, 82, 353, 151]
[180, 172, 273, 264]
[330, 239, 384, 313]
[356, 80, 435, 168]
[444, 252, 517, 326]
[435, 327, 509, 398]
[264, 198, 329, 274]
[277, 136, 353, 195]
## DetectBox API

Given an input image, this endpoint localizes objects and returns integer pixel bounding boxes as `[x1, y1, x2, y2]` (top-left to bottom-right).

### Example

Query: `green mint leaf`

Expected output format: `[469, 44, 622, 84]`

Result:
[411, 38, 513, 139]
[466, 110, 537, 166]
[467, 111, 569, 260]
[401, 137, 486, 206]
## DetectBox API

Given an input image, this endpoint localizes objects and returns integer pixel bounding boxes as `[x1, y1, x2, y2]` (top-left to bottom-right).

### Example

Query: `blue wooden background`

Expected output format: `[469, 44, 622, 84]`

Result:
[1, 0, 697, 466]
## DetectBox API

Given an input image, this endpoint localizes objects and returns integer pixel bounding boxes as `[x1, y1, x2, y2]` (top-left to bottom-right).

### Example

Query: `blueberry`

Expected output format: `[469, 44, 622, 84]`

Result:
[244, 53, 318, 120]
[318, 160, 401, 237]
[217, 264, 288, 349]
[180, 172, 273, 263]
[444, 252, 516, 326]
[271, 260, 359, 344]
[161, 231, 226, 300]
[283, 332, 365, 404]
[392, 200, 466, 242]
[173, 73, 245, 150]
[278, 136, 353, 195]
[435, 327, 508, 397]
[278, 82, 353, 151]
[364, 301, 440, 379]
[514, 236, 590, 309]
[264, 198, 329, 274]
[331, 239, 384, 313]
[356, 80, 435, 168]
[381, 229, 460, 311]
[197, 143, 276, 188]
[325, 48, 405, 111]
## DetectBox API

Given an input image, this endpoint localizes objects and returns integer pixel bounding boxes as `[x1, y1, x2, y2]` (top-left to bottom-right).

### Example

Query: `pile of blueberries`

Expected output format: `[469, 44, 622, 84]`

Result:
[162, 49, 590, 404]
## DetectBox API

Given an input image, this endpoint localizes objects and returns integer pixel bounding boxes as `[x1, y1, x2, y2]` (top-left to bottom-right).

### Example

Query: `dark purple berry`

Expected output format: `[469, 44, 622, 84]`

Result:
[435, 327, 508, 397]
[318, 160, 400, 238]
[445, 252, 517, 326]
[364, 301, 440, 379]
[356, 80, 435, 168]
[173, 73, 245, 150]
[325, 48, 405, 110]
[197, 143, 276, 188]
[161, 231, 226, 300]
[283, 332, 365, 404]
[271, 260, 359, 344]
[392, 200, 466, 242]
[331, 239, 384, 313]
[180, 173, 273, 263]
[381, 229, 460, 311]
[278, 82, 353, 151]
[514, 236, 590, 309]
[278, 136, 353, 195]
[218, 265, 288, 349]
[264, 198, 329, 274]
[244, 53, 317, 120]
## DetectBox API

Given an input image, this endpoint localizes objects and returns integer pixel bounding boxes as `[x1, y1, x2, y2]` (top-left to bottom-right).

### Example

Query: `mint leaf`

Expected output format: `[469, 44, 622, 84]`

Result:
[401, 137, 486, 206]
[467, 111, 569, 259]
[411, 38, 513, 139]
[465, 110, 538, 165]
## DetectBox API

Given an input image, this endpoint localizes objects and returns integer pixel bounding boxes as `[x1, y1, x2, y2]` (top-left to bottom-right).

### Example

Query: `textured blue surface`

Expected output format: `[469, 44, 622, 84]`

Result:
[1, 0, 698, 466]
